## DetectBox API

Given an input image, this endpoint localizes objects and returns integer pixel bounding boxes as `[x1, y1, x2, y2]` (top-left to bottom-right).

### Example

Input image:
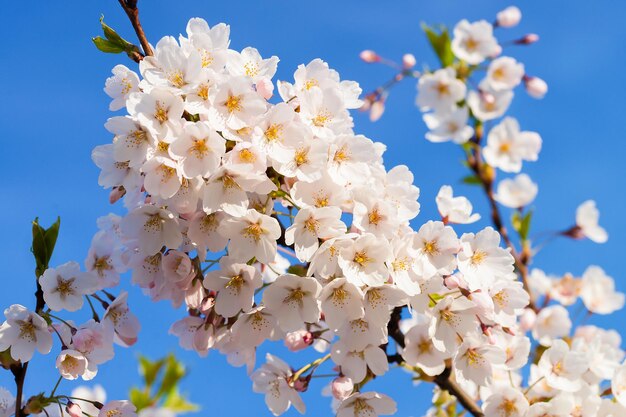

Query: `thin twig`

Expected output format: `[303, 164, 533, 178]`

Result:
[117, 0, 153, 57]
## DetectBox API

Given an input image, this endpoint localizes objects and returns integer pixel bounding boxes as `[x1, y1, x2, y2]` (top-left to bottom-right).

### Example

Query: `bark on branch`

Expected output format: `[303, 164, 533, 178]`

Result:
[117, 0, 153, 57]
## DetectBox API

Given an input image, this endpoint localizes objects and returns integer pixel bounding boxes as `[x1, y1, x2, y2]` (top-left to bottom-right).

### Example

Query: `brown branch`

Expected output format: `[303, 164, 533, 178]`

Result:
[434, 367, 484, 417]
[117, 0, 153, 57]
[387, 309, 484, 417]
[467, 144, 538, 312]
[12, 362, 28, 417]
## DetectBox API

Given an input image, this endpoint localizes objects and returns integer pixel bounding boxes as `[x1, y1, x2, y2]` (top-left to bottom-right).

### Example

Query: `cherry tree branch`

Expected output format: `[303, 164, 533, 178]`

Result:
[386, 308, 484, 417]
[117, 0, 153, 57]
[466, 141, 537, 312]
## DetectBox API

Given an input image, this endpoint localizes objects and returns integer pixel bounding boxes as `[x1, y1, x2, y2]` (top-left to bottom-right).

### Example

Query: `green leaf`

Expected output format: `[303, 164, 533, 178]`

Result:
[461, 174, 482, 185]
[156, 355, 186, 399]
[287, 264, 307, 277]
[31, 217, 61, 277]
[129, 387, 153, 411]
[92, 36, 126, 54]
[139, 355, 166, 388]
[511, 210, 532, 241]
[94, 16, 139, 55]
[163, 389, 199, 413]
[421, 23, 455, 67]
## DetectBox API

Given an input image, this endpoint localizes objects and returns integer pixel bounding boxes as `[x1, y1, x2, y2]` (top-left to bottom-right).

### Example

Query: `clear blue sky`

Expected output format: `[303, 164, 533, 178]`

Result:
[1, 1, 625, 416]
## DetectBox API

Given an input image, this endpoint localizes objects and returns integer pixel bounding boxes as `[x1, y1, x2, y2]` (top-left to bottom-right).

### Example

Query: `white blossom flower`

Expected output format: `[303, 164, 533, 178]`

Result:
[416, 68, 466, 113]
[331, 342, 388, 383]
[251, 353, 305, 416]
[210, 77, 266, 131]
[102, 291, 141, 346]
[401, 321, 447, 376]
[485, 57, 524, 91]
[457, 227, 515, 291]
[204, 258, 262, 317]
[423, 107, 474, 144]
[452, 19, 500, 65]
[338, 233, 392, 287]
[0, 387, 15, 417]
[532, 305, 572, 346]
[436, 185, 480, 224]
[538, 339, 588, 392]
[319, 277, 365, 330]
[56, 349, 94, 380]
[467, 89, 513, 121]
[483, 117, 542, 173]
[336, 392, 396, 417]
[454, 334, 505, 386]
[494, 174, 538, 208]
[411, 221, 459, 279]
[40, 262, 97, 312]
[227, 46, 279, 84]
[98, 400, 137, 417]
[219, 209, 281, 264]
[121, 205, 183, 255]
[262, 274, 322, 331]
[71, 385, 107, 417]
[482, 386, 529, 417]
[0, 305, 52, 362]
[575, 200, 608, 243]
[580, 266, 624, 314]
[105, 64, 140, 111]
[169, 121, 225, 178]
[284, 206, 346, 262]
[127, 89, 184, 141]
[429, 296, 478, 352]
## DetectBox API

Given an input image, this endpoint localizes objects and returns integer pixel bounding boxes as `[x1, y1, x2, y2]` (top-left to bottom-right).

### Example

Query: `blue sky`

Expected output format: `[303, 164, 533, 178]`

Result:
[1, 1, 625, 416]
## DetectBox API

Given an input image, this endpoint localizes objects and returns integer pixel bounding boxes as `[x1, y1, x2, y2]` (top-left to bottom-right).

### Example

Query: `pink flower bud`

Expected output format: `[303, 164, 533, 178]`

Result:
[66, 402, 82, 417]
[256, 77, 274, 100]
[519, 308, 537, 332]
[496, 6, 522, 28]
[360, 50, 380, 63]
[524, 76, 548, 99]
[284, 330, 313, 352]
[515, 33, 540, 45]
[402, 53, 416, 69]
[470, 290, 495, 317]
[369, 100, 385, 122]
[445, 273, 468, 291]
[109, 186, 126, 204]
[331, 376, 354, 400]
[294, 377, 309, 392]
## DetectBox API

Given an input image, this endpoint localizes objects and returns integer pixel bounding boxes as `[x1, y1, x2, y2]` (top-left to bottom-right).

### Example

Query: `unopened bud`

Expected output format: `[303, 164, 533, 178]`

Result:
[109, 186, 126, 204]
[256, 77, 274, 100]
[402, 53, 416, 69]
[515, 33, 540, 45]
[285, 330, 314, 352]
[496, 6, 522, 28]
[519, 308, 537, 332]
[359, 50, 380, 63]
[369, 100, 386, 122]
[66, 402, 83, 417]
[294, 377, 309, 392]
[331, 376, 354, 400]
[489, 44, 503, 58]
[524, 75, 548, 99]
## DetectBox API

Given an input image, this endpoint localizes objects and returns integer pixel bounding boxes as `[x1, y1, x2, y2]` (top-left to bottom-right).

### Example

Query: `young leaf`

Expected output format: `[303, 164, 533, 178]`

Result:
[163, 389, 199, 413]
[31, 217, 60, 277]
[92, 36, 126, 54]
[421, 23, 455, 67]
[461, 174, 482, 185]
[139, 355, 166, 388]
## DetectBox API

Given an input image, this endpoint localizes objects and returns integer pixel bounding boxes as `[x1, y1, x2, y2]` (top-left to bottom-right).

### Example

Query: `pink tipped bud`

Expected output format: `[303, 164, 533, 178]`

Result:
[66, 402, 82, 417]
[369, 100, 386, 122]
[331, 376, 354, 400]
[496, 6, 522, 28]
[402, 53, 416, 69]
[489, 44, 503, 59]
[285, 330, 313, 352]
[515, 33, 540, 45]
[470, 291, 495, 317]
[524, 75, 548, 99]
[109, 186, 126, 204]
[519, 308, 537, 332]
[360, 50, 380, 63]
[294, 377, 309, 392]
[256, 77, 274, 100]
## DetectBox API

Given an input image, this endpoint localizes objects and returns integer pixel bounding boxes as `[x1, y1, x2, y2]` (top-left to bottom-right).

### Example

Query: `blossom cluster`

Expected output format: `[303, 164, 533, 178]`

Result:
[1, 5, 624, 417]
